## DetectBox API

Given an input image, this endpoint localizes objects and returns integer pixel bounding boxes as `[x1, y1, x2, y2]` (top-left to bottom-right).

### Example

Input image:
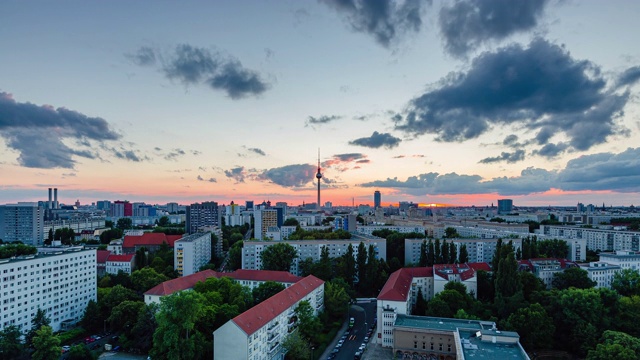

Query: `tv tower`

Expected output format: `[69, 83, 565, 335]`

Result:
[316, 149, 322, 211]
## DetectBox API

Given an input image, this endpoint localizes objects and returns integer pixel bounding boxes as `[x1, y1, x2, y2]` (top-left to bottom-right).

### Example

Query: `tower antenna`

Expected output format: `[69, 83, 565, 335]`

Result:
[316, 148, 322, 211]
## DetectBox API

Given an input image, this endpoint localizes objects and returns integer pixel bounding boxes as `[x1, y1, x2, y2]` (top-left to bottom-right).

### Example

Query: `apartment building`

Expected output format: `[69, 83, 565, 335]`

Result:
[0, 203, 45, 246]
[241, 238, 386, 276]
[404, 238, 524, 266]
[254, 209, 281, 240]
[539, 225, 640, 252]
[580, 262, 622, 289]
[144, 269, 302, 305]
[213, 275, 324, 360]
[0, 247, 96, 332]
[174, 232, 211, 276]
[186, 202, 220, 234]
[356, 225, 425, 236]
[122, 233, 183, 253]
[105, 254, 135, 275]
[598, 250, 640, 271]
[517, 258, 578, 288]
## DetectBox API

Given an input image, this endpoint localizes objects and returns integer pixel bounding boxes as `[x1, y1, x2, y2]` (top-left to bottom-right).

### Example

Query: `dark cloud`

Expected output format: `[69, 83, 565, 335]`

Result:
[360, 148, 640, 196]
[127, 46, 157, 66]
[111, 148, 146, 162]
[320, 0, 428, 47]
[503, 134, 519, 147]
[164, 148, 186, 161]
[197, 175, 217, 183]
[191, 150, 202, 156]
[0, 92, 120, 169]
[396, 39, 628, 152]
[248, 148, 266, 156]
[393, 155, 405, 159]
[322, 153, 368, 171]
[439, 0, 549, 57]
[349, 131, 401, 149]
[617, 66, 640, 87]
[479, 149, 525, 164]
[257, 164, 316, 187]
[224, 166, 246, 183]
[306, 115, 341, 127]
[130, 44, 269, 99]
[533, 142, 569, 158]
[356, 159, 370, 163]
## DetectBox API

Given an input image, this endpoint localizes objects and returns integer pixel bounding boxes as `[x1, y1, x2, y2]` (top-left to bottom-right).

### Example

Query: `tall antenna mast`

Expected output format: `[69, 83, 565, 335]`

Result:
[315, 148, 322, 211]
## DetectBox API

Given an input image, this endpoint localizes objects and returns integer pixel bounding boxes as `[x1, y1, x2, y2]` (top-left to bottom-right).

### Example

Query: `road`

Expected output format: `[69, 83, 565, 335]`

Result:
[330, 300, 376, 360]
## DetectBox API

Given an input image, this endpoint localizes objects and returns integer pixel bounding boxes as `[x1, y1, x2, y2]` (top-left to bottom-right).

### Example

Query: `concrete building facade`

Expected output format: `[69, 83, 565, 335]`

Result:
[0, 203, 45, 246]
[174, 232, 212, 277]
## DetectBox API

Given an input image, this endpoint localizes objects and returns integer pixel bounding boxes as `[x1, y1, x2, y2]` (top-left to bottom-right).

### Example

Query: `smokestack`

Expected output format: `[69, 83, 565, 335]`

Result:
[48, 188, 52, 209]
[54, 188, 58, 209]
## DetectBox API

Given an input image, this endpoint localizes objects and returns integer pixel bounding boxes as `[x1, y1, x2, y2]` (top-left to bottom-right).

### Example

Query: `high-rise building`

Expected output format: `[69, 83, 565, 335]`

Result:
[497, 199, 513, 215]
[174, 232, 212, 276]
[374, 190, 381, 209]
[112, 200, 132, 217]
[316, 150, 322, 211]
[245, 200, 254, 210]
[0, 247, 97, 332]
[185, 202, 220, 234]
[0, 203, 45, 246]
[254, 208, 279, 240]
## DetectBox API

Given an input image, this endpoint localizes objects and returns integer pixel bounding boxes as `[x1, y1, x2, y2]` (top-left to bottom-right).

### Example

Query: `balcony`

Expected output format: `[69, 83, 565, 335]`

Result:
[268, 342, 280, 353]
[267, 321, 279, 332]
[267, 333, 280, 344]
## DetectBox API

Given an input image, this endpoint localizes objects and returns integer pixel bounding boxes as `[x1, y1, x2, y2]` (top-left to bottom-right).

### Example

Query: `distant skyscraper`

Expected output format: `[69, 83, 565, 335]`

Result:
[497, 199, 513, 215]
[254, 208, 279, 240]
[374, 190, 381, 209]
[186, 201, 220, 234]
[246, 200, 254, 210]
[316, 149, 322, 211]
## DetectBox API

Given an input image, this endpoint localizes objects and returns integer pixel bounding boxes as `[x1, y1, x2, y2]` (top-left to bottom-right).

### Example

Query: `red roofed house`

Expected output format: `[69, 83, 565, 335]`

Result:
[518, 258, 578, 288]
[96, 250, 111, 277]
[122, 233, 182, 253]
[143, 269, 304, 305]
[106, 253, 135, 275]
[214, 275, 324, 359]
[376, 263, 488, 347]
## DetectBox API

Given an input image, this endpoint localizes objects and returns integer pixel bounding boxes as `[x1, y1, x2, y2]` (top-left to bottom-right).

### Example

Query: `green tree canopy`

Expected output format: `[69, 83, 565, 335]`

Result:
[324, 278, 351, 320]
[27, 308, 50, 345]
[0, 325, 24, 359]
[587, 331, 640, 360]
[227, 240, 243, 271]
[260, 243, 298, 272]
[505, 303, 555, 351]
[281, 331, 310, 360]
[117, 217, 133, 230]
[295, 300, 322, 343]
[612, 268, 640, 297]
[131, 267, 169, 294]
[252, 281, 285, 306]
[31, 326, 60, 360]
[283, 218, 299, 227]
[158, 216, 170, 227]
[552, 267, 596, 290]
[67, 344, 94, 360]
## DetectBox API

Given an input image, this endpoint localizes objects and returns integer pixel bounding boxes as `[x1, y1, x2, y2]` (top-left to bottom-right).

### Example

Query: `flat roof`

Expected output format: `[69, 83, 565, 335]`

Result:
[394, 315, 486, 332]
[175, 232, 210, 243]
[459, 330, 529, 360]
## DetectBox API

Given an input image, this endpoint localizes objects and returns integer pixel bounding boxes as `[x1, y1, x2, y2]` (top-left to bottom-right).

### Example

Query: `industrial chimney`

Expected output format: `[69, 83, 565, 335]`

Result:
[48, 188, 52, 209]
[54, 188, 58, 209]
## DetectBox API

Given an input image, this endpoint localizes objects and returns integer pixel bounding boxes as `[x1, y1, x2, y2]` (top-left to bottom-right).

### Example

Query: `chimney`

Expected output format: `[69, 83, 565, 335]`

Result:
[54, 188, 58, 209]
[48, 188, 52, 209]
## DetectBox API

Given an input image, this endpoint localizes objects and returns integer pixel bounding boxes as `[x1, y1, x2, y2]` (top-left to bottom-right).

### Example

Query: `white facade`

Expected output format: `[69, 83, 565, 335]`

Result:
[174, 232, 212, 276]
[105, 255, 135, 275]
[43, 218, 106, 240]
[539, 225, 640, 252]
[213, 276, 324, 360]
[241, 238, 386, 275]
[404, 238, 523, 266]
[0, 203, 45, 246]
[107, 240, 123, 255]
[0, 247, 96, 332]
[356, 225, 425, 236]
[580, 262, 621, 289]
[598, 250, 640, 271]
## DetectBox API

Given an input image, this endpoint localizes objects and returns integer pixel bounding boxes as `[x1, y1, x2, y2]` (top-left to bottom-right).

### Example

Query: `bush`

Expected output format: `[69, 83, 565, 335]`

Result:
[57, 328, 86, 345]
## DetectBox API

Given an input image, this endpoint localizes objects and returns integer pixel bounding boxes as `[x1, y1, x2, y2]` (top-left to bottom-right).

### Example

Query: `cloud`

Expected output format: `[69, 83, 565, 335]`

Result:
[360, 148, 640, 196]
[129, 44, 269, 99]
[321, 153, 369, 171]
[224, 166, 247, 183]
[396, 39, 629, 152]
[320, 0, 428, 47]
[306, 115, 341, 127]
[617, 66, 640, 87]
[503, 134, 519, 147]
[164, 148, 186, 161]
[392, 155, 405, 159]
[0, 92, 120, 169]
[479, 149, 525, 164]
[439, 0, 549, 57]
[248, 147, 266, 156]
[197, 175, 217, 183]
[127, 46, 157, 66]
[257, 164, 317, 187]
[533, 142, 569, 158]
[349, 131, 401, 149]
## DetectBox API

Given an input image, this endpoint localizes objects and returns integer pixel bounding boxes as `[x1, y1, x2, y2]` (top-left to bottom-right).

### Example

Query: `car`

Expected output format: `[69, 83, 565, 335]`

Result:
[364, 336, 369, 343]
[337, 340, 344, 347]
[62, 345, 71, 351]
[359, 343, 366, 351]
[331, 348, 339, 355]
[113, 346, 121, 352]
[341, 335, 347, 341]
[354, 351, 362, 360]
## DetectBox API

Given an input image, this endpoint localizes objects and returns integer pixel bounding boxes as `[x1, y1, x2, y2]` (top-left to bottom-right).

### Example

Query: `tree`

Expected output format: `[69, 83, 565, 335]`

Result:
[427, 239, 435, 266]
[281, 331, 310, 360]
[108, 300, 145, 333]
[441, 239, 449, 264]
[151, 291, 207, 360]
[227, 240, 243, 271]
[419, 240, 428, 267]
[414, 287, 427, 316]
[252, 281, 285, 305]
[46, 228, 53, 245]
[31, 326, 60, 360]
[618, 295, 640, 337]
[283, 218, 299, 227]
[494, 248, 520, 299]
[129, 303, 158, 353]
[449, 242, 457, 264]
[80, 300, 102, 333]
[295, 300, 322, 342]
[260, 243, 297, 271]
[434, 238, 441, 264]
[135, 247, 148, 270]
[100, 285, 139, 320]
[0, 325, 24, 359]
[116, 217, 133, 230]
[519, 271, 545, 301]
[458, 244, 468, 264]
[315, 246, 333, 281]
[298, 257, 314, 277]
[537, 239, 569, 258]
[505, 303, 555, 351]
[612, 268, 640, 296]
[587, 331, 640, 360]
[324, 279, 351, 320]
[131, 267, 169, 294]
[356, 242, 367, 285]
[158, 216, 170, 227]
[27, 308, 51, 345]
[444, 227, 459, 238]
[337, 244, 356, 286]
[67, 344, 94, 360]
[552, 267, 596, 290]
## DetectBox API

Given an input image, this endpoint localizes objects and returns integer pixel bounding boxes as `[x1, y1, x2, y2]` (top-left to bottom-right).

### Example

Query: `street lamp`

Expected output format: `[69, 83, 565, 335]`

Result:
[310, 345, 315, 360]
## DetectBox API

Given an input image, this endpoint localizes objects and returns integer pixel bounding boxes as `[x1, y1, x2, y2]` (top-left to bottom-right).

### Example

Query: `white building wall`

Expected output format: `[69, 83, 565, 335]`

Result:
[0, 248, 96, 332]
[581, 262, 621, 289]
[214, 322, 248, 360]
[106, 258, 134, 275]
[174, 232, 212, 277]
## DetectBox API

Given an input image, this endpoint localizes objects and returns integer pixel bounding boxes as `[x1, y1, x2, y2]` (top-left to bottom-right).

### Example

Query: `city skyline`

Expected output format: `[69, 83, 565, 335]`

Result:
[1, 1, 640, 207]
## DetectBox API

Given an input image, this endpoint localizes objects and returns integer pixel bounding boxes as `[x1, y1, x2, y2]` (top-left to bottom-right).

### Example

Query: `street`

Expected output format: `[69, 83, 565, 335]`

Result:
[326, 300, 376, 360]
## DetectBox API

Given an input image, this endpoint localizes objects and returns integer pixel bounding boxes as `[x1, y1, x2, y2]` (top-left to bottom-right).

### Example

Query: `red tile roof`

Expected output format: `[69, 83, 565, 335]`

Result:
[232, 275, 324, 336]
[106, 254, 135, 263]
[433, 264, 476, 281]
[467, 262, 492, 272]
[377, 267, 433, 302]
[123, 233, 182, 249]
[144, 269, 218, 296]
[518, 258, 577, 271]
[96, 250, 111, 264]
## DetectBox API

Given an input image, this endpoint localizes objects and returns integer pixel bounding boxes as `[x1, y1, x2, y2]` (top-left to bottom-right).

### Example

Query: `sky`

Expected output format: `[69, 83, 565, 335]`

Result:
[1, 0, 640, 208]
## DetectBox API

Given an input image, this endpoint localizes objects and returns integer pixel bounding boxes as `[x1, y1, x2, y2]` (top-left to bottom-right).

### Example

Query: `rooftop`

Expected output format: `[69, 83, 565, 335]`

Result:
[0, 247, 93, 265]
[459, 329, 529, 360]
[175, 232, 210, 243]
[106, 254, 135, 262]
[123, 233, 182, 248]
[394, 314, 487, 333]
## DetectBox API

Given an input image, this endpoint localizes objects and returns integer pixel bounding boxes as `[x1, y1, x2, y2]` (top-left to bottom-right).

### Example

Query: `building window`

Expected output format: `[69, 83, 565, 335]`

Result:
[414, 341, 417, 349]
